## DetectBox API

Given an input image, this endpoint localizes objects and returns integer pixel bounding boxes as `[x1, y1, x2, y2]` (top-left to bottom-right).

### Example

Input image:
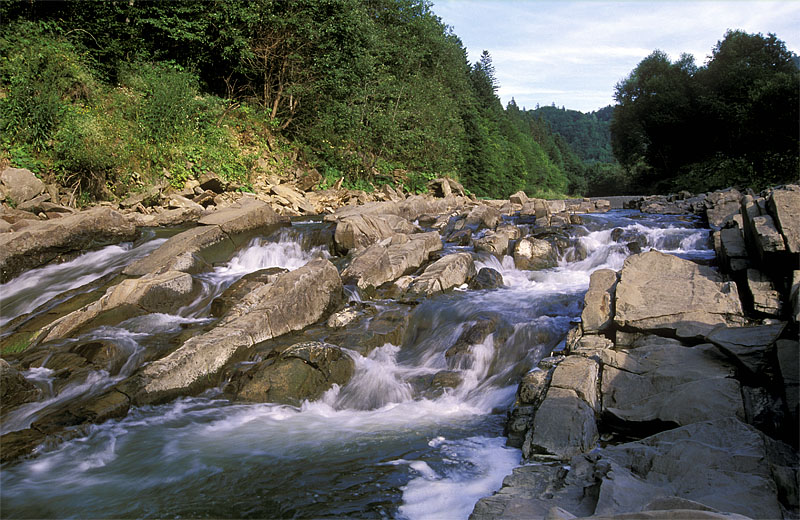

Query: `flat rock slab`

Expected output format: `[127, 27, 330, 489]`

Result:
[197, 197, 289, 234]
[0, 207, 138, 283]
[706, 322, 785, 379]
[601, 342, 742, 427]
[614, 251, 745, 339]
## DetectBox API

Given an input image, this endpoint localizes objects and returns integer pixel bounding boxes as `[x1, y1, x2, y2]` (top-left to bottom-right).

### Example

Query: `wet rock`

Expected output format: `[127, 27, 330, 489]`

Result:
[522, 386, 598, 460]
[406, 252, 476, 297]
[767, 186, 800, 254]
[210, 267, 287, 317]
[122, 225, 229, 276]
[341, 231, 442, 290]
[36, 270, 196, 343]
[0, 359, 41, 416]
[0, 167, 46, 204]
[776, 339, 799, 425]
[706, 322, 785, 381]
[70, 340, 131, 375]
[601, 341, 742, 430]
[326, 307, 409, 355]
[614, 251, 745, 339]
[126, 259, 342, 404]
[0, 428, 47, 464]
[580, 269, 618, 334]
[0, 207, 138, 283]
[445, 316, 500, 362]
[227, 342, 354, 405]
[513, 237, 557, 270]
[469, 267, 504, 290]
[447, 228, 473, 246]
[333, 213, 415, 253]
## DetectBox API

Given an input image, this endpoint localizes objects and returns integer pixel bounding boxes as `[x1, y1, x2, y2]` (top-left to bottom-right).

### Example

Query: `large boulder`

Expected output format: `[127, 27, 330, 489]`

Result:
[767, 186, 800, 255]
[716, 226, 750, 274]
[0, 207, 138, 283]
[225, 342, 354, 405]
[0, 167, 46, 204]
[522, 386, 598, 460]
[35, 270, 196, 344]
[550, 356, 600, 412]
[333, 214, 415, 253]
[124, 259, 342, 404]
[473, 231, 510, 257]
[406, 252, 476, 297]
[581, 269, 618, 334]
[469, 267, 504, 290]
[513, 238, 557, 270]
[705, 188, 742, 230]
[341, 231, 442, 290]
[614, 251, 745, 339]
[465, 205, 501, 230]
[197, 197, 288, 235]
[601, 342, 743, 429]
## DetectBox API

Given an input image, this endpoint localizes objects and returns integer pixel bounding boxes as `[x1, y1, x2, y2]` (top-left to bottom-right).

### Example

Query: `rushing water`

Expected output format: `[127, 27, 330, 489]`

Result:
[0, 210, 712, 519]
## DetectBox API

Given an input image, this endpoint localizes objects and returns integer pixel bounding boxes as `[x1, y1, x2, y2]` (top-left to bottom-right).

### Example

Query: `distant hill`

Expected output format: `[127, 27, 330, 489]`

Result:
[530, 105, 615, 164]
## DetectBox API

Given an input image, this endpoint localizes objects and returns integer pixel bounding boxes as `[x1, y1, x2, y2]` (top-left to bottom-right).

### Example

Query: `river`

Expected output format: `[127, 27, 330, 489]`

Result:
[0, 209, 712, 519]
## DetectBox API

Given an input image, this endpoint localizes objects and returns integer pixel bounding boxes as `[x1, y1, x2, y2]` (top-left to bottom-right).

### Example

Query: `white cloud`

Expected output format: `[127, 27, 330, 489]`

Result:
[433, 0, 800, 112]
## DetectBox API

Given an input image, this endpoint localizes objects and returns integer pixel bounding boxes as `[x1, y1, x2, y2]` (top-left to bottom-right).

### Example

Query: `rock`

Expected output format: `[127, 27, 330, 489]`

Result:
[792, 271, 800, 324]
[706, 322, 785, 380]
[296, 169, 323, 191]
[744, 269, 782, 316]
[428, 177, 452, 198]
[334, 214, 415, 253]
[197, 197, 289, 235]
[227, 342, 354, 406]
[445, 316, 502, 364]
[717, 227, 750, 273]
[70, 340, 132, 375]
[601, 342, 743, 429]
[0, 428, 47, 464]
[0, 167, 46, 204]
[465, 205, 501, 230]
[325, 307, 409, 355]
[513, 238, 557, 270]
[614, 251, 745, 339]
[406, 252, 476, 297]
[509, 191, 528, 205]
[599, 418, 785, 520]
[705, 188, 742, 229]
[581, 269, 618, 334]
[0, 207, 138, 283]
[327, 307, 362, 328]
[469, 267, 504, 290]
[271, 184, 316, 214]
[35, 270, 196, 343]
[0, 359, 41, 416]
[209, 267, 287, 317]
[473, 230, 509, 257]
[767, 186, 800, 254]
[776, 339, 799, 425]
[341, 231, 442, 290]
[198, 171, 226, 193]
[520, 198, 550, 218]
[167, 194, 204, 212]
[120, 184, 165, 209]
[447, 228, 473, 246]
[125, 259, 342, 404]
[522, 386, 598, 460]
[551, 356, 600, 411]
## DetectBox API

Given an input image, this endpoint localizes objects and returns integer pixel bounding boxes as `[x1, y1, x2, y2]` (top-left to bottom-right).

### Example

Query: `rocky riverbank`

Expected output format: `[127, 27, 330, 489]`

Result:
[473, 184, 800, 520]
[1, 165, 798, 519]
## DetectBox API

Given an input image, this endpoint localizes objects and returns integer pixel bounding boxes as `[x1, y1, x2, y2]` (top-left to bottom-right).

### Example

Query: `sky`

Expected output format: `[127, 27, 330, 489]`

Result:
[432, 1, 800, 113]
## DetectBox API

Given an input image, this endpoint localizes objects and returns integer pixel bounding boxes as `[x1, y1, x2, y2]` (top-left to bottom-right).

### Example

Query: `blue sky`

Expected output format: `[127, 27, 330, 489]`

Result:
[432, 1, 800, 113]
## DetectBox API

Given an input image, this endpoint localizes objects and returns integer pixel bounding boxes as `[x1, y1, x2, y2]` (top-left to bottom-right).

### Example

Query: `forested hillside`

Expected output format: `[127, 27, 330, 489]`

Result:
[0, 0, 582, 201]
[531, 105, 614, 164]
[611, 30, 799, 193]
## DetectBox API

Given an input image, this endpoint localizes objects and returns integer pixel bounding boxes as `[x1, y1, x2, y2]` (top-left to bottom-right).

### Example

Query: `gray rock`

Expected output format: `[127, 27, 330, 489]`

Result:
[523, 386, 598, 460]
[717, 227, 750, 273]
[36, 270, 196, 343]
[123, 225, 229, 276]
[777, 339, 799, 424]
[601, 341, 742, 428]
[0, 207, 138, 283]
[744, 269, 782, 316]
[341, 231, 442, 290]
[514, 237, 557, 270]
[333, 214, 415, 253]
[0, 359, 41, 416]
[521, 198, 551, 218]
[0, 167, 46, 204]
[551, 356, 600, 412]
[581, 269, 618, 334]
[209, 267, 287, 317]
[406, 252, 476, 297]
[473, 231, 509, 257]
[706, 322, 785, 380]
[767, 186, 800, 254]
[509, 191, 528, 205]
[792, 271, 800, 324]
[705, 188, 742, 229]
[197, 198, 288, 235]
[227, 342, 354, 405]
[614, 251, 745, 339]
[469, 267, 504, 290]
[465, 205, 501, 230]
[127, 259, 342, 404]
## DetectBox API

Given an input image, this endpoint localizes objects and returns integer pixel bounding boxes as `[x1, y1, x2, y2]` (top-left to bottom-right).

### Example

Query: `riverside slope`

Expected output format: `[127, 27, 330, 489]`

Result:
[1, 168, 798, 519]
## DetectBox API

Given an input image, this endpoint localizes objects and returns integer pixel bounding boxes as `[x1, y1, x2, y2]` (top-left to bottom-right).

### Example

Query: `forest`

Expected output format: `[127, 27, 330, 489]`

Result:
[0, 1, 797, 202]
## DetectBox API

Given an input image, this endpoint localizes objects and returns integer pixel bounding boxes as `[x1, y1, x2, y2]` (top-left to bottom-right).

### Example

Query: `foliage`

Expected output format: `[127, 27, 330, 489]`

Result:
[532, 105, 615, 164]
[611, 30, 799, 193]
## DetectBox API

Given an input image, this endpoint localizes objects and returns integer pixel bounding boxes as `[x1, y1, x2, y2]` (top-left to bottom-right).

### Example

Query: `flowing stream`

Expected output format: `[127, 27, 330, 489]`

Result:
[0, 210, 712, 519]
